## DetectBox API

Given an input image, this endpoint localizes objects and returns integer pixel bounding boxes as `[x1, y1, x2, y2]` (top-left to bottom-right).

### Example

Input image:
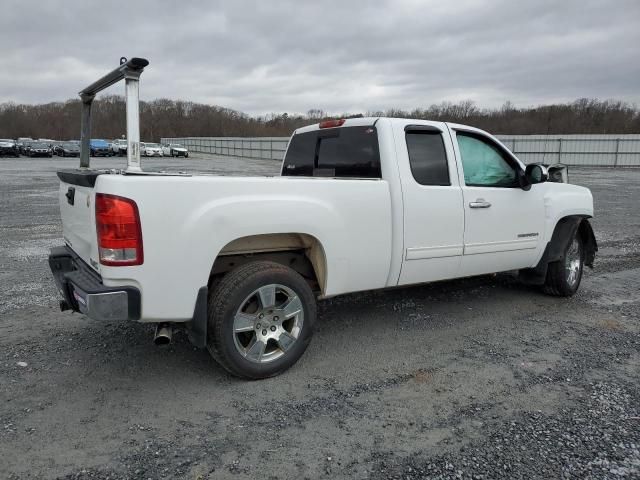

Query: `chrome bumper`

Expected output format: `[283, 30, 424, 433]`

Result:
[48, 246, 140, 321]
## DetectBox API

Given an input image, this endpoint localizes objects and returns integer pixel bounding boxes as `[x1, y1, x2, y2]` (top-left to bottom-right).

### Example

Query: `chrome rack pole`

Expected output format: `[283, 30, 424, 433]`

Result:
[124, 69, 142, 172]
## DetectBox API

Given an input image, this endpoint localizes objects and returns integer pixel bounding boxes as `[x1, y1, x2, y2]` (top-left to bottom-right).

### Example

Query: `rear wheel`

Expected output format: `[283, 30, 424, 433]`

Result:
[207, 261, 316, 379]
[543, 231, 585, 296]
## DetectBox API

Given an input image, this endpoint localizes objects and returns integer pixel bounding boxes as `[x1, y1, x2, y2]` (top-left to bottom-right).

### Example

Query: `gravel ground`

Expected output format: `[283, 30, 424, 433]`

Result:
[0, 155, 639, 479]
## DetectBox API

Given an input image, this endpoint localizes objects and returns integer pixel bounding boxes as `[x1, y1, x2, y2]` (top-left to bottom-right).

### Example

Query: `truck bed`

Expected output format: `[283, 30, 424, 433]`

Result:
[58, 170, 394, 321]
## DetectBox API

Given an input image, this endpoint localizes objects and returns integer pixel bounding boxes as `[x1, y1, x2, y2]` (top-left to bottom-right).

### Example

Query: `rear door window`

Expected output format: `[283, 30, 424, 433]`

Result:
[405, 130, 450, 186]
[282, 126, 381, 178]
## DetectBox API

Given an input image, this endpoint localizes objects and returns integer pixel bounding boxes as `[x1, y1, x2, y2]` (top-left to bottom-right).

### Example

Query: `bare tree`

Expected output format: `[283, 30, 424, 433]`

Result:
[0, 96, 638, 140]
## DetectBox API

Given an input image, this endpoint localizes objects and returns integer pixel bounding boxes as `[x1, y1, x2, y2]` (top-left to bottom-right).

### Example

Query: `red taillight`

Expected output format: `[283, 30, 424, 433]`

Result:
[95, 193, 143, 266]
[319, 119, 346, 129]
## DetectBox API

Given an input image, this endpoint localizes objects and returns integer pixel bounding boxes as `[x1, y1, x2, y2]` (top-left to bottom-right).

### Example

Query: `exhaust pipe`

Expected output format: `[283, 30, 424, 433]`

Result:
[154, 323, 173, 346]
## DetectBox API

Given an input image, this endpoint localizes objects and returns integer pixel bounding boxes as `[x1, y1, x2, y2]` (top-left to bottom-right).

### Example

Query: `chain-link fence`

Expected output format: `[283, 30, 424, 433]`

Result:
[162, 134, 640, 166]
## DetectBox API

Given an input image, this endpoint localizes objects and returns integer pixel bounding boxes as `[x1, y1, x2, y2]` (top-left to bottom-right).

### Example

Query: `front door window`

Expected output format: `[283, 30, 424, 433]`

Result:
[457, 133, 518, 187]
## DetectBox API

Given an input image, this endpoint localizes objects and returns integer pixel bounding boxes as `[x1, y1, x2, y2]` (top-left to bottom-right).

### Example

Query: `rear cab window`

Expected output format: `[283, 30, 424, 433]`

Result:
[282, 125, 381, 178]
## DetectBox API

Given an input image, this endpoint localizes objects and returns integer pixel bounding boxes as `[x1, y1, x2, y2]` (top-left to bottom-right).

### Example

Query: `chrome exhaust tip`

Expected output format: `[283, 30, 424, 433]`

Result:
[154, 323, 173, 346]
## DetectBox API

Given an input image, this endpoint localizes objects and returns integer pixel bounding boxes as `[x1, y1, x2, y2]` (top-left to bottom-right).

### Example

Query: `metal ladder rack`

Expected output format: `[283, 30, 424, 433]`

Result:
[78, 56, 149, 172]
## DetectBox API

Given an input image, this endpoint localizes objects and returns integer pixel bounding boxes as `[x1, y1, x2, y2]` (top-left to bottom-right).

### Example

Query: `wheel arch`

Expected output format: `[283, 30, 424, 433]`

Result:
[547, 215, 597, 268]
[210, 233, 328, 294]
[520, 215, 597, 284]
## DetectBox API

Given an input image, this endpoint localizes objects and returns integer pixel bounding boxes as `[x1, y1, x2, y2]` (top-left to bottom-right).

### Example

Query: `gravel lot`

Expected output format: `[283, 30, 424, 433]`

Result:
[1, 155, 639, 479]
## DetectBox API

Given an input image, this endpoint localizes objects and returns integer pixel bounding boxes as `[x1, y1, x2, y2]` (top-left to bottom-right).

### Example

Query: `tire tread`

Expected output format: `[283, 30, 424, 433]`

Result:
[543, 233, 584, 297]
[207, 261, 313, 379]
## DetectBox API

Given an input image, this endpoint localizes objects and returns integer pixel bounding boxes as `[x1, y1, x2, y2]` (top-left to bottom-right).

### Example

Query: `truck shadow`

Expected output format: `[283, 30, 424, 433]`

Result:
[44, 272, 554, 388]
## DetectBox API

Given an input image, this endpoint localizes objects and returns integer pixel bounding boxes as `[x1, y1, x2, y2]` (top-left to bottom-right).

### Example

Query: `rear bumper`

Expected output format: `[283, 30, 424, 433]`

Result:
[91, 149, 110, 156]
[49, 246, 140, 321]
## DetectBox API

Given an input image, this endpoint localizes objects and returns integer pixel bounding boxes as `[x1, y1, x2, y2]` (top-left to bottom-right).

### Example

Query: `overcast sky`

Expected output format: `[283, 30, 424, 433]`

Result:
[2, 0, 639, 115]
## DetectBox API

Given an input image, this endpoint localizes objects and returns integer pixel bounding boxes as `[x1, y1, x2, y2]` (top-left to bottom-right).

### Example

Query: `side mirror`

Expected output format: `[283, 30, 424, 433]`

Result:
[522, 164, 548, 190]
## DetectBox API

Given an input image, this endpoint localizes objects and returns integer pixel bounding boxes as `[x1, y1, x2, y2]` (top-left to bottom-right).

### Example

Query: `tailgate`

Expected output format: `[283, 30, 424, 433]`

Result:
[57, 170, 102, 268]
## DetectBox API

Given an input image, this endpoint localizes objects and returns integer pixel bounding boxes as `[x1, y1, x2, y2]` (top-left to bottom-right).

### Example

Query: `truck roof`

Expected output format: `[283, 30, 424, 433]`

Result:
[294, 116, 453, 135]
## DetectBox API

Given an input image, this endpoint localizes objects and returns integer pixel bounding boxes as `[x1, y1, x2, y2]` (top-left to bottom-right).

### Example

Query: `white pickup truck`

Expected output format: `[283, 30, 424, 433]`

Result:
[49, 59, 597, 379]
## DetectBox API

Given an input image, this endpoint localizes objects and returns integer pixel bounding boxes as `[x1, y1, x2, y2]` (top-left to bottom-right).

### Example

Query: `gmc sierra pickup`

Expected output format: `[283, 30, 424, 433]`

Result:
[49, 58, 597, 379]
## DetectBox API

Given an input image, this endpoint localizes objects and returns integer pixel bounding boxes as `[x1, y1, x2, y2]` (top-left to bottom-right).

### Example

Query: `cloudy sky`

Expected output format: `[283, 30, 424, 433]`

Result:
[2, 0, 639, 115]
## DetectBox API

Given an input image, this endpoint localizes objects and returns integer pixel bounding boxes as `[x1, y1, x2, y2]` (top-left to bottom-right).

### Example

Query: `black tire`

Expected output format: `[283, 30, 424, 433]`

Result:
[207, 261, 316, 379]
[543, 230, 585, 297]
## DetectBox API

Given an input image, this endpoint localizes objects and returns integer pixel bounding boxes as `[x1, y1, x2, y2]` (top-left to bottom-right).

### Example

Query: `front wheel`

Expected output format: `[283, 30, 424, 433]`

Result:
[207, 261, 316, 379]
[543, 231, 585, 296]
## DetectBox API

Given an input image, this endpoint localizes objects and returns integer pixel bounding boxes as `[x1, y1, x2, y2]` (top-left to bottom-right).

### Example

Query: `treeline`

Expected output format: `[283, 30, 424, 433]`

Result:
[0, 96, 638, 141]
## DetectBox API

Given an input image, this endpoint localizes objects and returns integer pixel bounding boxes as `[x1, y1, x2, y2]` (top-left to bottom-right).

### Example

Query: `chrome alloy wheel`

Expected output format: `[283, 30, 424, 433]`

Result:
[565, 237, 582, 286]
[233, 284, 304, 363]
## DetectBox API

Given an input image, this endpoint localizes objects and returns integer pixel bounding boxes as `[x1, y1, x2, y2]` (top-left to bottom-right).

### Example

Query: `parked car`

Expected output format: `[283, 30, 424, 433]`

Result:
[90, 139, 112, 157]
[140, 142, 163, 157]
[38, 139, 56, 152]
[17, 138, 33, 155]
[55, 142, 80, 157]
[27, 141, 52, 157]
[0, 139, 20, 157]
[111, 139, 128, 156]
[161, 143, 189, 157]
[50, 117, 597, 379]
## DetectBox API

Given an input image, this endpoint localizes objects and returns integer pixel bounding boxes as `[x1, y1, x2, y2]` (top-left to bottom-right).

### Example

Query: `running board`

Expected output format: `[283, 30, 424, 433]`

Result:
[78, 57, 149, 172]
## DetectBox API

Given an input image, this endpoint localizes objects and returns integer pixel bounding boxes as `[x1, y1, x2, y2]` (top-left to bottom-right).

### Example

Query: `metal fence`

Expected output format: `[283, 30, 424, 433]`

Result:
[162, 137, 288, 161]
[162, 134, 640, 166]
[497, 135, 640, 167]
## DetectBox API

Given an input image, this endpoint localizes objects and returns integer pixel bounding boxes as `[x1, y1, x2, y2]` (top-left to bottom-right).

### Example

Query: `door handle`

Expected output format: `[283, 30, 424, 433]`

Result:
[66, 187, 75, 206]
[469, 199, 491, 208]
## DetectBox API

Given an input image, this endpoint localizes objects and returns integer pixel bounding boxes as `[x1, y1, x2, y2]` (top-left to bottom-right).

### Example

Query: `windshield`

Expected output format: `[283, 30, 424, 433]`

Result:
[171, 144, 185, 148]
[62, 142, 78, 149]
[32, 142, 48, 148]
[147, 143, 160, 148]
